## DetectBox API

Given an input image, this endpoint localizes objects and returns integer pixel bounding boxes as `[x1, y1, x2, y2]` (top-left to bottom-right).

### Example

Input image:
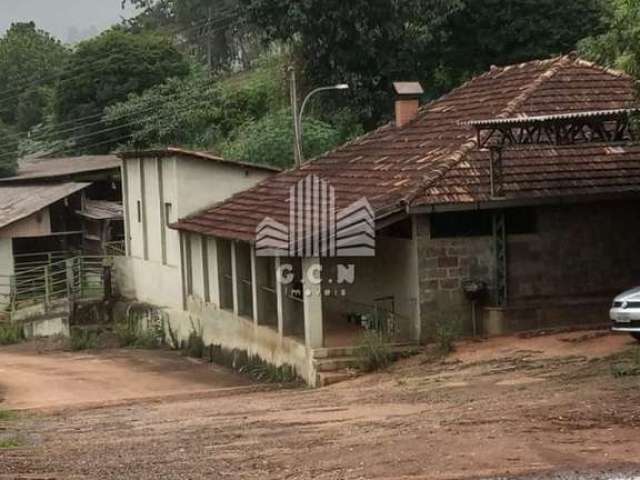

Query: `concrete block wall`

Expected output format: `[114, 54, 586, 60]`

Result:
[415, 216, 494, 339]
[507, 201, 640, 303]
[415, 199, 640, 337]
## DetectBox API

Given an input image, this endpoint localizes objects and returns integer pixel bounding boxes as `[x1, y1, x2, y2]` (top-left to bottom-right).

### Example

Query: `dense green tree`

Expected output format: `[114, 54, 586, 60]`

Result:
[105, 53, 359, 166]
[53, 28, 190, 153]
[430, 0, 607, 91]
[0, 120, 18, 177]
[123, 0, 259, 70]
[221, 109, 343, 168]
[0, 22, 68, 129]
[579, 0, 640, 77]
[104, 54, 285, 149]
[242, 0, 607, 127]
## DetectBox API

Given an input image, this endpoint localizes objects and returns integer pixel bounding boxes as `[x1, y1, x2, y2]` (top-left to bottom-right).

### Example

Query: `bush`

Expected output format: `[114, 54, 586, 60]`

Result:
[185, 320, 205, 359]
[435, 320, 459, 355]
[69, 329, 98, 351]
[221, 109, 342, 169]
[0, 323, 24, 345]
[208, 344, 301, 384]
[356, 331, 394, 372]
[114, 316, 164, 349]
[611, 346, 640, 378]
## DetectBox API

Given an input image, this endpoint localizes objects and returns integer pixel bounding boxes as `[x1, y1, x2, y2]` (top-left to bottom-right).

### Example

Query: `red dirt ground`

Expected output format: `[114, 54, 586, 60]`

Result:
[1, 330, 640, 480]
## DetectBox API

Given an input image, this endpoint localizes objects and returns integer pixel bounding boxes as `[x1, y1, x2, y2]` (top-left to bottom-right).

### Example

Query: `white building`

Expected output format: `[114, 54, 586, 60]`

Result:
[115, 147, 277, 310]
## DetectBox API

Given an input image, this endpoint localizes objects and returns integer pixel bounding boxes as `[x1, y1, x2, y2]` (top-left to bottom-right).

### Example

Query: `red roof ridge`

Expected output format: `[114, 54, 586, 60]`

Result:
[401, 55, 573, 208]
[572, 57, 633, 80]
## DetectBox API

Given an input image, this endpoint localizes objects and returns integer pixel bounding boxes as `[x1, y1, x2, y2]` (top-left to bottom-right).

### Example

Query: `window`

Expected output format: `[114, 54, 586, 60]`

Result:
[136, 200, 142, 223]
[430, 208, 537, 239]
[164, 202, 173, 225]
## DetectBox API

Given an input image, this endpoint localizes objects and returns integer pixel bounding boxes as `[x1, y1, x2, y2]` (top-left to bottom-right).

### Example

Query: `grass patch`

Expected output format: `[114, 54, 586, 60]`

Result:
[114, 321, 163, 349]
[611, 346, 640, 378]
[356, 331, 395, 372]
[208, 344, 301, 384]
[434, 320, 460, 355]
[185, 321, 205, 359]
[69, 328, 98, 351]
[0, 410, 16, 421]
[0, 323, 24, 345]
[0, 438, 21, 449]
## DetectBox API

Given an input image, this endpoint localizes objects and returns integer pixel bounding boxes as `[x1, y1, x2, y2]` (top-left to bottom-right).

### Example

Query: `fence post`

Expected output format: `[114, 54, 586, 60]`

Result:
[65, 258, 74, 299]
[10, 275, 16, 316]
[44, 265, 50, 313]
[78, 257, 83, 299]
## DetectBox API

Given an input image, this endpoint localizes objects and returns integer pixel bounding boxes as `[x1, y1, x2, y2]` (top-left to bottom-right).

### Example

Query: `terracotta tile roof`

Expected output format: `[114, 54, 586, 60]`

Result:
[172, 55, 639, 241]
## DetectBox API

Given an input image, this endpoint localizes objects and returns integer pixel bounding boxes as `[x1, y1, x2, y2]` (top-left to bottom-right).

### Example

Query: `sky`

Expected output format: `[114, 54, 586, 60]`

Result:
[0, 0, 140, 44]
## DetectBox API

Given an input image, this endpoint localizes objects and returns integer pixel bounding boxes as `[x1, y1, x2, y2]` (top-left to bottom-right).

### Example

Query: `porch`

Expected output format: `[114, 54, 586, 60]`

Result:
[183, 227, 421, 354]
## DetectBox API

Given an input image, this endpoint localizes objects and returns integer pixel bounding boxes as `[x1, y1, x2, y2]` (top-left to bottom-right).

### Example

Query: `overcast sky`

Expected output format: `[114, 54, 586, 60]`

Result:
[0, 0, 140, 43]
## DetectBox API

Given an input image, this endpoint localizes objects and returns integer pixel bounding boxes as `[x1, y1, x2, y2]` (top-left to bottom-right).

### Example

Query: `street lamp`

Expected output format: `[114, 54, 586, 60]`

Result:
[289, 68, 349, 166]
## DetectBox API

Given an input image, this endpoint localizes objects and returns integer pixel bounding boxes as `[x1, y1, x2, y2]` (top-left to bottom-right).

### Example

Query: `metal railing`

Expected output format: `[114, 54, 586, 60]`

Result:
[103, 240, 126, 257]
[0, 254, 116, 318]
[331, 296, 418, 342]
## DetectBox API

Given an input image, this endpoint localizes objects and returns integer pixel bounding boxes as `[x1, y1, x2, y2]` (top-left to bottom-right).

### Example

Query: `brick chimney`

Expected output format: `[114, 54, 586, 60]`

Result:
[393, 81, 424, 127]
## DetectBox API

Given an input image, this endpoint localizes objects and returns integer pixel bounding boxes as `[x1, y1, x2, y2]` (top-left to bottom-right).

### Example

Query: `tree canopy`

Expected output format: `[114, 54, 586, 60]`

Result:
[579, 0, 640, 77]
[242, 0, 608, 127]
[0, 22, 68, 130]
[53, 28, 190, 153]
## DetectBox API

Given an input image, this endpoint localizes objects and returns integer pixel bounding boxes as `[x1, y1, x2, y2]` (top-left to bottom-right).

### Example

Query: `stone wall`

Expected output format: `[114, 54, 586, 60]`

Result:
[415, 215, 494, 338]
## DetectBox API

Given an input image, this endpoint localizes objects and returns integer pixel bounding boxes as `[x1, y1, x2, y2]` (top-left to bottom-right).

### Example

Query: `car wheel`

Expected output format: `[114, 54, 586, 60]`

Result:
[630, 332, 640, 342]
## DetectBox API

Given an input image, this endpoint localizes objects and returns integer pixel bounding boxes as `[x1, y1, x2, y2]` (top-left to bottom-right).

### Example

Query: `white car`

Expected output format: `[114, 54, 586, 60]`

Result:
[610, 287, 640, 342]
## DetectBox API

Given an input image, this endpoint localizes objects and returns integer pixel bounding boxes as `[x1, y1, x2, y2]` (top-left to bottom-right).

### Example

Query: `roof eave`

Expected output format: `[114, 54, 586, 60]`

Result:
[408, 190, 640, 214]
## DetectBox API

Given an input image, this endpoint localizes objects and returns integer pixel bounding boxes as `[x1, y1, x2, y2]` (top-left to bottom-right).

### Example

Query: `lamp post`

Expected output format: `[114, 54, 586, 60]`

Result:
[289, 67, 349, 166]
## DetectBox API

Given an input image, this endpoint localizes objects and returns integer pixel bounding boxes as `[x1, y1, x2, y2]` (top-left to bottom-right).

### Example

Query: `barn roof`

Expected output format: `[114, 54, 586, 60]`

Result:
[0, 155, 120, 182]
[119, 147, 281, 173]
[0, 182, 90, 230]
[171, 55, 640, 241]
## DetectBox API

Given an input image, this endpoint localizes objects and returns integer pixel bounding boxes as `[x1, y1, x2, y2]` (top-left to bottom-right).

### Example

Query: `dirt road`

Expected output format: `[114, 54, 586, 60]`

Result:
[1, 331, 640, 479]
[0, 345, 252, 410]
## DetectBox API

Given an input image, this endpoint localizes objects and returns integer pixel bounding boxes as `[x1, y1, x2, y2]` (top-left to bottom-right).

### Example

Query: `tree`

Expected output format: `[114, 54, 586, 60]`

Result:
[220, 109, 343, 168]
[432, 0, 608, 92]
[53, 28, 190, 153]
[123, 0, 258, 71]
[0, 22, 68, 129]
[579, 0, 640, 77]
[104, 54, 285, 150]
[241, 0, 607, 127]
[0, 121, 18, 177]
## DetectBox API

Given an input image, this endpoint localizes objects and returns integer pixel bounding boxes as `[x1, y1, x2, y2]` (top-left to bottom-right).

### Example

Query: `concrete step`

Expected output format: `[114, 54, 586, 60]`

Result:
[316, 370, 359, 387]
[313, 356, 362, 372]
[312, 342, 419, 359]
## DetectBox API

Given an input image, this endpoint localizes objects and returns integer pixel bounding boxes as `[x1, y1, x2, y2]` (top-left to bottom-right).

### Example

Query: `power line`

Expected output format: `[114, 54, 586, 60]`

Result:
[0, 82, 207, 146]
[0, 94, 216, 160]
[0, 20, 242, 147]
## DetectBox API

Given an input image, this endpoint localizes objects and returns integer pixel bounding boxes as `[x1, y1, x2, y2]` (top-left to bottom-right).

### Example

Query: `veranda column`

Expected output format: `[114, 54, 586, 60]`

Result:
[231, 241, 239, 316]
[275, 256, 284, 338]
[250, 245, 259, 324]
[302, 256, 323, 349]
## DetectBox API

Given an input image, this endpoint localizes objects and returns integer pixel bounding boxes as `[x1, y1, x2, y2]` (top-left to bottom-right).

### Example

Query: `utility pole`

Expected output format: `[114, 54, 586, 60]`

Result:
[289, 66, 303, 167]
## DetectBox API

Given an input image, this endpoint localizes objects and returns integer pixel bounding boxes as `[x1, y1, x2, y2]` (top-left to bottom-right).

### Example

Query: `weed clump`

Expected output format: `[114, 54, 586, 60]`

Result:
[611, 346, 640, 378]
[69, 329, 98, 351]
[434, 320, 460, 355]
[356, 331, 394, 372]
[0, 323, 24, 345]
